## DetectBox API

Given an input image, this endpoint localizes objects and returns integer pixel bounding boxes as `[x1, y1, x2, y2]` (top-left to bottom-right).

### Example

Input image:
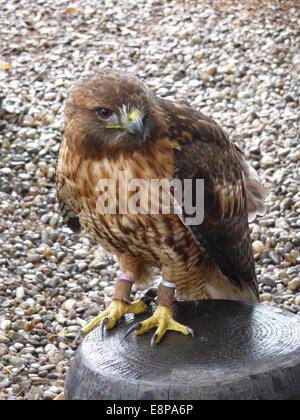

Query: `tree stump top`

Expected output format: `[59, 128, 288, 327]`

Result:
[65, 300, 300, 400]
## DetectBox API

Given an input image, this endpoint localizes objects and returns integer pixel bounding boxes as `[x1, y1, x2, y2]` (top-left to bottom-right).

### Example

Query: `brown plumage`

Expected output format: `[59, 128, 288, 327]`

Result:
[56, 70, 268, 306]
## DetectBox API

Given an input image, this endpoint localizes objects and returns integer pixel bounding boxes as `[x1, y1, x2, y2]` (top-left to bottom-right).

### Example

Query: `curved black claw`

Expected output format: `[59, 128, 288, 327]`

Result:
[75, 330, 83, 345]
[141, 296, 155, 306]
[151, 333, 158, 348]
[188, 327, 195, 338]
[124, 322, 142, 340]
[141, 289, 157, 306]
[99, 317, 109, 338]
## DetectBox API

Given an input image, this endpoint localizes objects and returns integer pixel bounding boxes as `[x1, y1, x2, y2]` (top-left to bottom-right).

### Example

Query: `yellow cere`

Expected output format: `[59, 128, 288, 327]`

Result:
[128, 108, 140, 122]
[105, 108, 140, 129]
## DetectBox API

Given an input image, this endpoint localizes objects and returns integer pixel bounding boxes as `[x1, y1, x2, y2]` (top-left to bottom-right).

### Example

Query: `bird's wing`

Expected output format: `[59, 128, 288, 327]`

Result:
[56, 142, 82, 233]
[166, 103, 260, 299]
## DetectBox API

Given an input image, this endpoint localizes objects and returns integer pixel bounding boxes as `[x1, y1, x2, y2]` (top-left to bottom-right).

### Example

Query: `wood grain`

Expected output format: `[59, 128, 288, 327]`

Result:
[65, 300, 300, 400]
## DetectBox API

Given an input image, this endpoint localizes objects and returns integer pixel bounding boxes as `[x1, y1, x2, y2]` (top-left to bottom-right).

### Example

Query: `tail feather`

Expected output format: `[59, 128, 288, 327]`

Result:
[206, 275, 260, 304]
[235, 146, 269, 222]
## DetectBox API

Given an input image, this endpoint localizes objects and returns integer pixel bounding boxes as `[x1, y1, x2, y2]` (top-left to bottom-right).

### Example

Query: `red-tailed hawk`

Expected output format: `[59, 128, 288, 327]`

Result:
[56, 71, 267, 345]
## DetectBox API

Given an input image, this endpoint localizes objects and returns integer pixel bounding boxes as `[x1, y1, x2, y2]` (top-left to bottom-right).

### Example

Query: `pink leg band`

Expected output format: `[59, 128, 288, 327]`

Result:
[119, 272, 135, 283]
[112, 272, 135, 303]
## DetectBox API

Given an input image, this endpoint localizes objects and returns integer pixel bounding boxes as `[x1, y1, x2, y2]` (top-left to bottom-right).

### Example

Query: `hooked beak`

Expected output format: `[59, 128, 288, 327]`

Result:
[127, 108, 145, 141]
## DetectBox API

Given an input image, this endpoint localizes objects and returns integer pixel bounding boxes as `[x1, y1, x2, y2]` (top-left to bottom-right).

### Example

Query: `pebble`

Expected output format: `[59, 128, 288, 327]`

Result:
[43, 391, 58, 400]
[0, 345, 8, 357]
[44, 344, 57, 355]
[74, 249, 89, 259]
[260, 155, 274, 168]
[9, 356, 25, 368]
[0, 320, 12, 332]
[0, 378, 10, 389]
[86, 303, 101, 317]
[0, 334, 10, 344]
[88, 291, 103, 304]
[260, 293, 273, 303]
[262, 277, 276, 289]
[207, 66, 218, 76]
[15, 287, 25, 301]
[45, 278, 58, 288]
[269, 251, 281, 265]
[194, 51, 205, 61]
[63, 299, 77, 311]
[252, 241, 264, 256]
[288, 279, 300, 292]
[14, 342, 24, 351]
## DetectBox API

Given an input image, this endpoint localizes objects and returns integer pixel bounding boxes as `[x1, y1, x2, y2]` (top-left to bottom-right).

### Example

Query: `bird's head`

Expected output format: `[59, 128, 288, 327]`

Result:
[64, 71, 166, 157]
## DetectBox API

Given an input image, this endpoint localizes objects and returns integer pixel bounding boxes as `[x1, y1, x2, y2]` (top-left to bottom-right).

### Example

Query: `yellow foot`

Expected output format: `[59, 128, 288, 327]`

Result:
[76, 299, 148, 342]
[124, 305, 194, 346]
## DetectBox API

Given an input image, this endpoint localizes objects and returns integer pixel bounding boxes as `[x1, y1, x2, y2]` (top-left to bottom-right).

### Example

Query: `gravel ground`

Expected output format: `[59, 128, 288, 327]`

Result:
[0, 0, 299, 400]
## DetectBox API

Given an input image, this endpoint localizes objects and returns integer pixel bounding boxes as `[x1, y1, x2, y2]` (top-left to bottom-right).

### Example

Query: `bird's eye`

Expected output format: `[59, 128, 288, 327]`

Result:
[97, 108, 113, 120]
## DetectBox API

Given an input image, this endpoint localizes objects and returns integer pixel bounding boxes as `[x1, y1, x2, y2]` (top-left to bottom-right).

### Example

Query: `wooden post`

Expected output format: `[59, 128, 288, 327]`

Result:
[65, 300, 300, 400]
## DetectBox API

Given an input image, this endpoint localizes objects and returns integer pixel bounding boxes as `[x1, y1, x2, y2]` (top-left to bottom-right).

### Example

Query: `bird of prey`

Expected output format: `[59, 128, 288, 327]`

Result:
[56, 70, 267, 345]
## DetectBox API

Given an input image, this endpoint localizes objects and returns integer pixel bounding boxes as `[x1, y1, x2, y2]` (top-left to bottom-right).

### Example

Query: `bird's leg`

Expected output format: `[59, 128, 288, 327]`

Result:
[125, 280, 194, 346]
[76, 273, 149, 341]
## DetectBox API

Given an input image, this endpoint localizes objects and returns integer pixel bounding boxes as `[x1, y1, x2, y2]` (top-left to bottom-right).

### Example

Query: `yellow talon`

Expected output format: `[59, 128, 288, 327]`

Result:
[127, 305, 194, 346]
[79, 299, 148, 339]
